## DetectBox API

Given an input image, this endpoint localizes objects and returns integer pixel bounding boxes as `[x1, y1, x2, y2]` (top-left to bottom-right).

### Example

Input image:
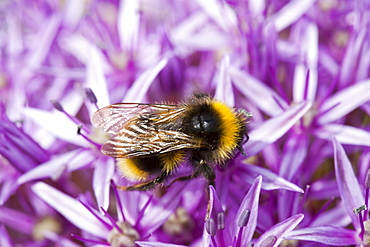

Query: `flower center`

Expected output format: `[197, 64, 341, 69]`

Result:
[32, 216, 62, 240]
[163, 207, 195, 236]
[90, 126, 111, 145]
[107, 221, 140, 247]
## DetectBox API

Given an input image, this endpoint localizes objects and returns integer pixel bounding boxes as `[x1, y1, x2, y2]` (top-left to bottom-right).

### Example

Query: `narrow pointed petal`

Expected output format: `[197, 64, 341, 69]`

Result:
[314, 124, 370, 147]
[122, 58, 168, 102]
[310, 202, 351, 227]
[239, 164, 303, 193]
[236, 176, 262, 245]
[209, 185, 224, 218]
[23, 109, 86, 146]
[285, 226, 358, 246]
[279, 132, 308, 180]
[63, 0, 85, 28]
[0, 225, 13, 247]
[265, 0, 316, 32]
[338, 29, 366, 86]
[26, 15, 61, 68]
[170, 12, 208, 47]
[214, 55, 234, 106]
[229, 66, 288, 117]
[243, 101, 312, 155]
[333, 137, 364, 230]
[93, 158, 115, 211]
[17, 149, 95, 185]
[136, 242, 187, 247]
[118, 0, 140, 52]
[86, 46, 111, 108]
[317, 79, 370, 124]
[138, 183, 184, 233]
[249, 0, 265, 16]
[0, 206, 35, 234]
[196, 0, 237, 31]
[254, 214, 304, 247]
[293, 22, 318, 102]
[0, 178, 18, 205]
[32, 182, 110, 238]
[60, 34, 108, 70]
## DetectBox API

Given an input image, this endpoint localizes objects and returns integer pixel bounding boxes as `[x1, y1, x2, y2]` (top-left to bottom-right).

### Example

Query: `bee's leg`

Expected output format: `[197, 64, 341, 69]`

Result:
[238, 145, 247, 156]
[200, 164, 216, 220]
[116, 172, 167, 191]
[166, 162, 215, 220]
[165, 170, 202, 188]
[238, 133, 249, 156]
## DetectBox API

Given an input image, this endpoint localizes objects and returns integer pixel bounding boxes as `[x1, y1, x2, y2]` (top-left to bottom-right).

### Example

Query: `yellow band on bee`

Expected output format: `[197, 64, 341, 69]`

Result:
[210, 101, 242, 160]
[160, 151, 186, 174]
[116, 158, 149, 181]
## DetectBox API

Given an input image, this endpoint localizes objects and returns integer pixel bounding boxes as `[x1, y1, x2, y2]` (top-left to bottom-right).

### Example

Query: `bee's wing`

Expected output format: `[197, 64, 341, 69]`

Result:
[92, 103, 180, 134]
[92, 103, 206, 158]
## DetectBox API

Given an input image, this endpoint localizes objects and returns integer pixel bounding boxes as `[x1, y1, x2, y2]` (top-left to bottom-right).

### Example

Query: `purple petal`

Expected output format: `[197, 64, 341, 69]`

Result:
[63, 0, 84, 28]
[26, 15, 61, 68]
[196, 0, 237, 31]
[265, 0, 316, 32]
[238, 164, 303, 193]
[310, 202, 351, 227]
[122, 57, 168, 102]
[333, 137, 364, 230]
[118, 0, 140, 51]
[17, 149, 95, 185]
[136, 241, 187, 247]
[93, 158, 115, 211]
[43, 231, 82, 247]
[276, 40, 299, 61]
[338, 29, 366, 86]
[172, 19, 230, 50]
[243, 101, 312, 155]
[317, 79, 370, 124]
[0, 178, 19, 205]
[205, 186, 226, 239]
[249, 0, 265, 16]
[236, 176, 262, 245]
[6, 11, 22, 55]
[0, 224, 13, 247]
[86, 46, 111, 108]
[320, 50, 339, 77]
[137, 183, 184, 234]
[285, 226, 358, 246]
[357, 45, 370, 82]
[23, 108, 86, 146]
[115, 184, 151, 224]
[169, 12, 206, 43]
[279, 132, 308, 180]
[314, 124, 370, 147]
[229, 66, 288, 117]
[209, 185, 224, 218]
[292, 22, 318, 102]
[362, 102, 370, 116]
[254, 214, 304, 246]
[214, 56, 235, 106]
[32, 182, 110, 238]
[309, 179, 339, 200]
[60, 34, 104, 67]
[0, 206, 35, 234]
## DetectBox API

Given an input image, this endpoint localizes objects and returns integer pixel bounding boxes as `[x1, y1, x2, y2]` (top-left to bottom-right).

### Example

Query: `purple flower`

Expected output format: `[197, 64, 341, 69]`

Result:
[31, 180, 184, 246]
[0, 187, 80, 246]
[284, 138, 365, 246]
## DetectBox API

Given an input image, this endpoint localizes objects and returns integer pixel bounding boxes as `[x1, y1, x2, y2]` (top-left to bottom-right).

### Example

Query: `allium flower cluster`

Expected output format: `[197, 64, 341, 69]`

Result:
[0, 0, 370, 246]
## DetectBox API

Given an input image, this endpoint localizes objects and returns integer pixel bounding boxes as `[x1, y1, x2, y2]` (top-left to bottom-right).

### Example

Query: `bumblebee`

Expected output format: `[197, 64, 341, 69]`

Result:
[92, 94, 251, 191]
